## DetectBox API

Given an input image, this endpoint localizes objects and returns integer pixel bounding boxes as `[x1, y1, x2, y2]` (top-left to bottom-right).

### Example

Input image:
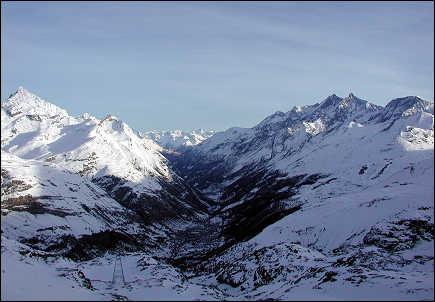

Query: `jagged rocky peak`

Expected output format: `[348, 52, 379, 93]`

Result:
[318, 93, 343, 110]
[339, 93, 370, 110]
[3, 86, 68, 118]
[311, 93, 385, 123]
[342, 92, 361, 102]
[320, 92, 367, 111]
[256, 93, 375, 131]
[345, 92, 365, 100]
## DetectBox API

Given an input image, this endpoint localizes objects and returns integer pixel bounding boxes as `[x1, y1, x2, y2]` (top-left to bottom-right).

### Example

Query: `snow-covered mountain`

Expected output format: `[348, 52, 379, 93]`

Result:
[165, 92, 434, 299]
[1, 87, 215, 262]
[142, 129, 215, 151]
[1, 87, 212, 222]
[2, 88, 433, 300]
[1, 88, 168, 185]
[173, 93, 433, 202]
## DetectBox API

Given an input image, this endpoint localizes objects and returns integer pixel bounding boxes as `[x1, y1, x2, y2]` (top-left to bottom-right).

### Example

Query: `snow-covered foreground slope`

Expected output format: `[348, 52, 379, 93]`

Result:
[1, 237, 105, 301]
[1, 236, 229, 301]
[142, 129, 215, 151]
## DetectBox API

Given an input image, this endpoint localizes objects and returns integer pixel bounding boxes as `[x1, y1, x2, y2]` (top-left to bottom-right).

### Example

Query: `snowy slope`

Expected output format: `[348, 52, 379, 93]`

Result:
[1, 87, 212, 224]
[200, 156, 434, 300]
[142, 129, 215, 151]
[1, 150, 135, 238]
[0, 150, 171, 259]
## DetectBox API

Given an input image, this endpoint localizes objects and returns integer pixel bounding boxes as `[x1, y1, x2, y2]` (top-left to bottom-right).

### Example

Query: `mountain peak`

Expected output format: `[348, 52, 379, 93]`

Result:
[341, 92, 367, 104]
[7, 86, 29, 101]
[3, 87, 68, 118]
[318, 94, 343, 110]
[343, 92, 364, 101]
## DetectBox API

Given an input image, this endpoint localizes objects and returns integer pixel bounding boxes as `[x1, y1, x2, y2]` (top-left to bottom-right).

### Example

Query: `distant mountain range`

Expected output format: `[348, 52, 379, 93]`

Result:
[1, 87, 433, 300]
[141, 129, 215, 151]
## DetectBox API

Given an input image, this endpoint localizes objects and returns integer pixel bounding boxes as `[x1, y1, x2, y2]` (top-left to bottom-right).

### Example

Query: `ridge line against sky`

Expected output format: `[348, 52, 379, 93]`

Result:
[1, 1, 433, 132]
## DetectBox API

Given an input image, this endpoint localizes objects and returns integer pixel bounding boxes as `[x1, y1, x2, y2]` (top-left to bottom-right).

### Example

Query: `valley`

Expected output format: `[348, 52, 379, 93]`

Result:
[1, 87, 433, 300]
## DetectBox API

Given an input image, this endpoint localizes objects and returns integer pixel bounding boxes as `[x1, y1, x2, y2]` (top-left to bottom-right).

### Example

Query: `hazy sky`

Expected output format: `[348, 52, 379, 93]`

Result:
[2, 1, 433, 132]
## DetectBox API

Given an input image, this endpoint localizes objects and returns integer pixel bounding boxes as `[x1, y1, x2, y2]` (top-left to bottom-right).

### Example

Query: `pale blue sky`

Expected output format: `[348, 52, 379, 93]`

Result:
[2, 1, 433, 131]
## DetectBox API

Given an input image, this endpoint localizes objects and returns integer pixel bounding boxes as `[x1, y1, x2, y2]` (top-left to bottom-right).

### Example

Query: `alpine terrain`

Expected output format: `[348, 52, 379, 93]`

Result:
[142, 129, 215, 152]
[1, 87, 433, 300]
